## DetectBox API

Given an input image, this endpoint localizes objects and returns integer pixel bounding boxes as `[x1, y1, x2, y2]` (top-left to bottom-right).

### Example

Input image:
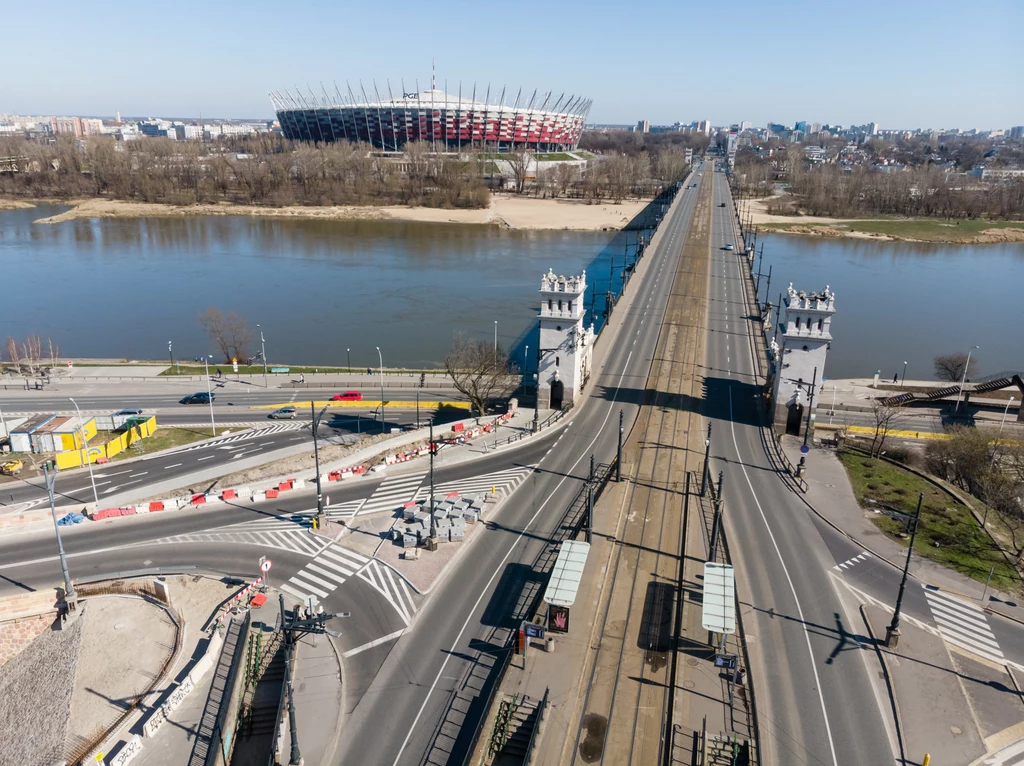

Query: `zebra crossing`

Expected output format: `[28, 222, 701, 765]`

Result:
[414, 465, 535, 502]
[354, 471, 428, 516]
[157, 422, 305, 456]
[154, 514, 329, 556]
[357, 560, 418, 626]
[923, 585, 1005, 664]
[325, 499, 368, 520]
[280, 544, 372, 604]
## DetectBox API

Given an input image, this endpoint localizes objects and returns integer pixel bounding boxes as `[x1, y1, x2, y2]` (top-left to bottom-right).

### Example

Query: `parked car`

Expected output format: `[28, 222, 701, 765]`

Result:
[114, 408, 143, 417]
[724, 243, 734, 250]
[331, 391, 362, 401]
[180, 392, 215, 404]
[1, 459, 24, 476]
[269, 406, 297, 419]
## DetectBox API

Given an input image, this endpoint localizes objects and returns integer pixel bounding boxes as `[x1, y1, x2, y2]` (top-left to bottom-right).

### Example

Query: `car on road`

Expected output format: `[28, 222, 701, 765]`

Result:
[269, 406, 298, 419]
[1, 459, 23, 476]
[331, 391, 362, 401]
[719, 202, 726, 207]
[724, 243, 734, 250]
[180, 392, 215, 405]
[114, 408, 143, 417]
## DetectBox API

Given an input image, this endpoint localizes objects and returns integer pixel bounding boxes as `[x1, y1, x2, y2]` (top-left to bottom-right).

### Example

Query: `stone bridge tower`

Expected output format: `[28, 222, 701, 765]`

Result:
[771, 283, 835, 437]
[537, 269, 595, 410]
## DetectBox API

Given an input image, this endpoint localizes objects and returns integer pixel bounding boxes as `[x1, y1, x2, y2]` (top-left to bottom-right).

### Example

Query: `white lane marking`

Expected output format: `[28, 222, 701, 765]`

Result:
[727, 386, 839, 766]
[342, 629, 406, 658]
[197, 455, 216, 461]
[164, 463, 182, 469]
[129, 472, 148, 478]
[390, 347, 638, 765]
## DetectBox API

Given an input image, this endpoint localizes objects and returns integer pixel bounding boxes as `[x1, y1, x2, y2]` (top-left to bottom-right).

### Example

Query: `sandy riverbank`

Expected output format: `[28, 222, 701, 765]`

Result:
[20, 195, 649, 232]
[745, 194, 1024, 244]
[0, 199, 36, 210]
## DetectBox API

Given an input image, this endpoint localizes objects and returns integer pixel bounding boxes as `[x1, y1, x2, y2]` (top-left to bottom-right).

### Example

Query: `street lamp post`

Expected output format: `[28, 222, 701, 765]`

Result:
[1000, 397, 1016, 436]
[203, 355, 216, 436]
[311, 403, 329, 527]
[954, 345, 979, 415]
[168, 340, 174, 370]
[901, 361, 907, 387]
[701, 424, 712, 497]
[376, 346, 385, 433]
[494, 320, 498, 351]
[68, 397, 99, 506]
[617, 409, 624, 482]
[346, 348, 351, 376]
[44, 464, 77, 609]
[885, 492, 924, 649]
[257, 325, 268, 388]
[803, 366, 818, 449]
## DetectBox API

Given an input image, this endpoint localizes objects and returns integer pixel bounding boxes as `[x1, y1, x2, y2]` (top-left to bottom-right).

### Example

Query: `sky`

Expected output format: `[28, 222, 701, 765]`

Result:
[3, 0, 1022, 130]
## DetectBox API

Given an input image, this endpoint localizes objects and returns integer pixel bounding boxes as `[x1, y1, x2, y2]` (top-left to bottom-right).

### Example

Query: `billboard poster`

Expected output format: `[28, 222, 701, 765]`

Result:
[548, 605, 570, 633]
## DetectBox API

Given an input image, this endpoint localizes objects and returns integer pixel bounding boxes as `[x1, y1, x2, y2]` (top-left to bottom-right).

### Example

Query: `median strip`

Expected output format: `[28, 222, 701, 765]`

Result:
[249, 399, 471, 410]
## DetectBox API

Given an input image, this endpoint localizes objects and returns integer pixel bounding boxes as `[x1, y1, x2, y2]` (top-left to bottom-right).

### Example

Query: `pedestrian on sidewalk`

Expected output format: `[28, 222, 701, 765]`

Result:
[299, 373, 305, 384]
[367, 367, 372, 376]
[893, 372, 899, 384]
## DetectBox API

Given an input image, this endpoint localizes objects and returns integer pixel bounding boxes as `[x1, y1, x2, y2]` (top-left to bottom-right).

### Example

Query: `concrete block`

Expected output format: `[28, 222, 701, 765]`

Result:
[414, 511, 431, 525]
[450, 529, 465, 542]
[462, 510, 478, 523]
[402, 534, 418, 548]
[392, 528, 404, 541]
[404, 507, 418, 522]
[435, 516, 451, 530]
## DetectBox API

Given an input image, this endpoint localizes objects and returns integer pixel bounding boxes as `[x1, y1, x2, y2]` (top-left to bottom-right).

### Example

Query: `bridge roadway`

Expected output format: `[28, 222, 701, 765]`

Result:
[707, 168, 897, 764]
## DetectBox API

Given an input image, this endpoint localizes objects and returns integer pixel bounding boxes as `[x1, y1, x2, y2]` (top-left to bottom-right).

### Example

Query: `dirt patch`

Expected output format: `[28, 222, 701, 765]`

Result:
[974, 227, 1024, 243]
[0, 199, 35, 210]
[65, 596, 178, 759]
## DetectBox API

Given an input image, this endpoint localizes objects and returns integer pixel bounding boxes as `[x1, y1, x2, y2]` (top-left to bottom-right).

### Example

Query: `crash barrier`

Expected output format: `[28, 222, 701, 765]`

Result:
[216, 575, 265, 626]
[55, 416, 159, 469]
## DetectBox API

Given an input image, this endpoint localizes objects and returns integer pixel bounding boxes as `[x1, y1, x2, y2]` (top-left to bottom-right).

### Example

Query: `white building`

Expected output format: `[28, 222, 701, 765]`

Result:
[770, 284, 835, 436]
[536, 269, 595, 410]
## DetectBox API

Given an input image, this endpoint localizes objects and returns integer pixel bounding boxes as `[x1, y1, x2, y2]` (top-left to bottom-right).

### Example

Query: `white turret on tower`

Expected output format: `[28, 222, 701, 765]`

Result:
[770, 283, 836, 437]
[537, 269, 594, 410]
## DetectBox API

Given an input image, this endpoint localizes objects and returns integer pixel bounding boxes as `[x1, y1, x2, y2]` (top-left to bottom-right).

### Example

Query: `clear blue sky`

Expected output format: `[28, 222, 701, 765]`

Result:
[3, 0, 1022, 130]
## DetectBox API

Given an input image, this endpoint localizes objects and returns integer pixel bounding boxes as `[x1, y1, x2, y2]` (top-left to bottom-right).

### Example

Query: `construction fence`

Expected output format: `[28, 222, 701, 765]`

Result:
[55, 416, 158, 469]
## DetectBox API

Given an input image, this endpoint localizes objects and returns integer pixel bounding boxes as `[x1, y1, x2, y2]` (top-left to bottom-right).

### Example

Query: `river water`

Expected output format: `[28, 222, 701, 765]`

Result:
[2, 205, 1021, 377]
[756, 233, 1024, 380]
[0, 205, 636, 369]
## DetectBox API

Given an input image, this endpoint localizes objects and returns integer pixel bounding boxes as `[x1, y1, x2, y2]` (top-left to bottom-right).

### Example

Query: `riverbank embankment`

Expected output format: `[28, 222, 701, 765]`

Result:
[6, 195, 649, 232]
[746, 194, 1024, 244]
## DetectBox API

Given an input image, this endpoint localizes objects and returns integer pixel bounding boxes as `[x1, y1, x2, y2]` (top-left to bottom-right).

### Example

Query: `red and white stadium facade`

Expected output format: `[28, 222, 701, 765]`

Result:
[270, 82, 591, 152]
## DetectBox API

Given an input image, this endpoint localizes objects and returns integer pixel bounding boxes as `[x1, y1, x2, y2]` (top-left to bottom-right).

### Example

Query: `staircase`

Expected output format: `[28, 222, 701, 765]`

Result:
[487, 693, 543, 765]
[229, 632, 285, 765]
[879, 373, 1023, 407]
[706, 734, 750, 766]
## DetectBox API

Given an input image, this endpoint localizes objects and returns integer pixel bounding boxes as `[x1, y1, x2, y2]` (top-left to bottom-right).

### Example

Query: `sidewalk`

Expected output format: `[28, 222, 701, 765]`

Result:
[780, 437, 1024, 624]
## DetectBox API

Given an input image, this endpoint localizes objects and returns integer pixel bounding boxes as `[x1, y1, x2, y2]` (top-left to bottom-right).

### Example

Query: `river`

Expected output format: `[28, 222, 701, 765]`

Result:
[2, 206, 1021, 377]
[0, 205, 637, 369]
[756, 233, 1024, 380]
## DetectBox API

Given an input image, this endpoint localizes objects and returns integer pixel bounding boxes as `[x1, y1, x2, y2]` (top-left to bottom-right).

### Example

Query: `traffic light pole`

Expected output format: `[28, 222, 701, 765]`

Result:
[885, 492, 924, 649]
[616, 409, 623, 482]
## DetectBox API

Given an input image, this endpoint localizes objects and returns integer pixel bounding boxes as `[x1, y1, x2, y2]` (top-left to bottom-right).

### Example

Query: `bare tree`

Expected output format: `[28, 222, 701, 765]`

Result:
[934, 352, 978, 383]
[506, 150, 532, 195]
[47, 337, 60, 371]
[198, 308, 253, 363]
[4, 336, 20, 372]
[554, 163, 578, 198]
[869, 400, 904, 457]
[443, 334, 519, 417]
[21, 334, 42, 375]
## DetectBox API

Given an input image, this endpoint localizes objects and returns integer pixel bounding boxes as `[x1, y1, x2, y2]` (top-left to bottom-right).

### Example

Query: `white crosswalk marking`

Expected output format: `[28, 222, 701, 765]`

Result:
[355, 471, 428, 516]
[153, 422, 305, 457]
[923, 586, 1005, 664]
[325, 499, 366, 520]
[154, 514, 328, 556]
[280, 544, 372, 603]
[983, 737, 1024, 765]
[414, 465, 534, 502]
[357, 560, 417, 626]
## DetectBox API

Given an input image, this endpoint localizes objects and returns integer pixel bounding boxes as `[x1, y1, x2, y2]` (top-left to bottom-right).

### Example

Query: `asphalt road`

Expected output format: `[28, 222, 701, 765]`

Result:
[706, 169, 900, 764]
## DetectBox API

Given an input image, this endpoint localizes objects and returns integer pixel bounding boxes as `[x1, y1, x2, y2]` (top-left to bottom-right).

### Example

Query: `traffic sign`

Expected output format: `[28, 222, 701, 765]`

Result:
[67, 360, 73, 368]
[800, 445, 809, 454]
[260, 558, 272, 572]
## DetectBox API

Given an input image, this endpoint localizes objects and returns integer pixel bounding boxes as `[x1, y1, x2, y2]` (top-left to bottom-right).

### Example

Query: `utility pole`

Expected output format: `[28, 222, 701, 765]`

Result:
[44, 464, 77, 610]
[203, 355, 216, 436]
[803, 366, 818, 448]
[429, 422, 436, 540]
[616, 409, 623, 482]
[257, 325, 268, 388]
[68, 397, 99, 506]
[701, 424, 712, 497]
[311, 403, 329, 527]
[954, 345, 979, 415]
[885, 493, 924, 648]
[709, 471, 724, 563]
[376, 346, 385, 433]
[586, 454, 594, 544]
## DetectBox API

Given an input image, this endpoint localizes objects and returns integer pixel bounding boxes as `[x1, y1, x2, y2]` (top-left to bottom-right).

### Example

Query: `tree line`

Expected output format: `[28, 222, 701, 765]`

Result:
[0, 134, 689, 211]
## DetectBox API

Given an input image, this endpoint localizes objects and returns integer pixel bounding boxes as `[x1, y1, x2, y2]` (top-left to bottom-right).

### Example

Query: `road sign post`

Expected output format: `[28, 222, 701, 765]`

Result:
[259, 556, 272, 592]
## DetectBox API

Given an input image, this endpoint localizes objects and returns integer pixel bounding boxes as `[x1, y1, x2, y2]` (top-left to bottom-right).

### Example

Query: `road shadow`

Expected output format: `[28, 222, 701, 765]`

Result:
[480, 562, 547, 629]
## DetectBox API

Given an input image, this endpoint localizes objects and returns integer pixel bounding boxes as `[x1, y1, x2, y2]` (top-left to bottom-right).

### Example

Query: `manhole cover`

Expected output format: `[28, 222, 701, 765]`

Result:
[114, 623, 126, 630]
[951, 725, 963, 736]
[687, 658, 699, 667]
[683, 680, 695, 689]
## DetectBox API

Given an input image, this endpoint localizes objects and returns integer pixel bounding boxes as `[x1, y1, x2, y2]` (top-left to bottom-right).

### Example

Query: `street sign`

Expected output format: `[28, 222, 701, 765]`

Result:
[67, 360, 73, 368]
[523, 621, 545, 640]
[714, 654, 738, 669]
[260, 558, 272, 573]
[701, 562, 736, 635]
[232, 358, 239, 373]
[800, 445, 809, 454]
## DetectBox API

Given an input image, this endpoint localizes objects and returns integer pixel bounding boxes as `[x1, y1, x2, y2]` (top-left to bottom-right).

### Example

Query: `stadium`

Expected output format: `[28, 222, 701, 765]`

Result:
[270, 79, 591, 152]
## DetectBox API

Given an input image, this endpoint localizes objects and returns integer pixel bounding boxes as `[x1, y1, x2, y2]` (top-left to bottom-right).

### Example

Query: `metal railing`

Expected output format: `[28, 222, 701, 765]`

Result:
[523, 687, 549, 764]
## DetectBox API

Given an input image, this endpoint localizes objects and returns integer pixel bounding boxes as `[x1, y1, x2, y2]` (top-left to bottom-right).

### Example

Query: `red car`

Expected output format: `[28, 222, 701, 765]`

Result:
[332, 391, 363, 401]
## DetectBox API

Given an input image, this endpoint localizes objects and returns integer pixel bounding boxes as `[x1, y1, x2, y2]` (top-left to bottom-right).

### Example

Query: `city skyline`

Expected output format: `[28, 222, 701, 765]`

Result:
[2, 0, 1022, 130]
